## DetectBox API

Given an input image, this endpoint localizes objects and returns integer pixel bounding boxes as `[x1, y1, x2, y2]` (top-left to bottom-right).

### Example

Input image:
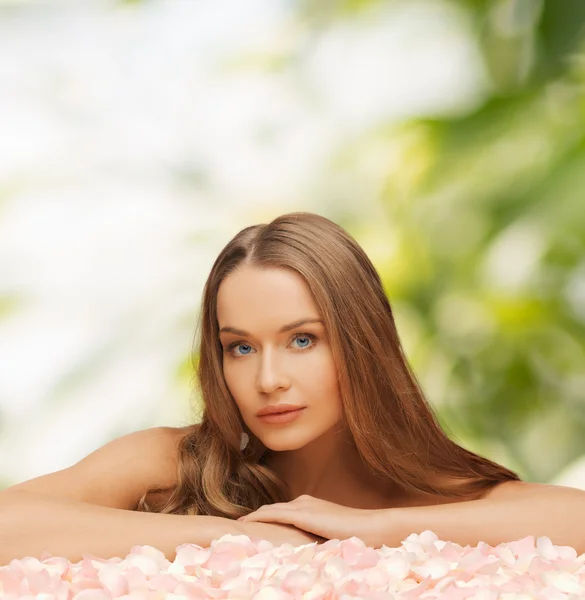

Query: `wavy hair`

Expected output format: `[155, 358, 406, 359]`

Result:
[136, 212, 521, 517]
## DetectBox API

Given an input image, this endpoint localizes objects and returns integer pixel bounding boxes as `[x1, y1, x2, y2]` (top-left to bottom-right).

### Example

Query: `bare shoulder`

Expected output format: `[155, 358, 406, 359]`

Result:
[481, 480, 530, 501]
[140, 424, 199, 507]
[424, 476, 585, 504]
[143, 424, 198, 484]
[157, 424, 199, 462]
[409, 477, 537, 506]
[1, 424, 200, 511]
[482, 480, 585, 501]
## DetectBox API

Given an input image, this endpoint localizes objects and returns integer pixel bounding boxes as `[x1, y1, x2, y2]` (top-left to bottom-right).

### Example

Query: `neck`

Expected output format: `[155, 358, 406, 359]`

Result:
[263, 426, 398, 508]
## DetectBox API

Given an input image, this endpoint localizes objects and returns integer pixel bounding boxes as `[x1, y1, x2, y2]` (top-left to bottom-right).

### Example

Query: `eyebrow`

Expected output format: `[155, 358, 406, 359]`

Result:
[219, 318, 324, 337]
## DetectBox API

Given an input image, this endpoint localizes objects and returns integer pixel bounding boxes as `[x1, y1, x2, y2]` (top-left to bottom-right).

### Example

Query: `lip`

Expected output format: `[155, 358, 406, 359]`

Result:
[256, 404, 306, 417]
[257, 407, 306, 425]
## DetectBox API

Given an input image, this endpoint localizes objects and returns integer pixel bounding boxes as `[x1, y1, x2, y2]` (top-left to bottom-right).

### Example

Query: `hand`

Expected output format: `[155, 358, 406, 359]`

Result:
[237, 494, 375, 543]
[236, 521, 327, 547]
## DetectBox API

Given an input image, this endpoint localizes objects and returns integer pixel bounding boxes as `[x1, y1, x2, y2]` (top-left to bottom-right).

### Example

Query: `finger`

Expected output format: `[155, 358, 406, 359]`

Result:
[239, 507, 286, 521]
[239, 509, 299, 527]
[239, 502, 293, 519]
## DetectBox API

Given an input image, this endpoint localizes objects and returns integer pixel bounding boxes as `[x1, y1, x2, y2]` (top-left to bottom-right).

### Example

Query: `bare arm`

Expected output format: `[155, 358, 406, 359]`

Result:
[0, 489, 225, 564]
[370, 482, 585, 554]
[0, 490, 322, 565]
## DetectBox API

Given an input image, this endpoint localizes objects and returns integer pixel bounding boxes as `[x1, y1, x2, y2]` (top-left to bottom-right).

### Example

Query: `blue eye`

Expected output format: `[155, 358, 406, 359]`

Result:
[226, 333, 318, 358]
[225, 342, 254, 357]
[293, 336, 312, 349]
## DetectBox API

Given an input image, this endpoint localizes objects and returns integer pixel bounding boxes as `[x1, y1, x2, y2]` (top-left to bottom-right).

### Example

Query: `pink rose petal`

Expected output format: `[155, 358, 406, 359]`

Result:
[1, 531, 583, 599]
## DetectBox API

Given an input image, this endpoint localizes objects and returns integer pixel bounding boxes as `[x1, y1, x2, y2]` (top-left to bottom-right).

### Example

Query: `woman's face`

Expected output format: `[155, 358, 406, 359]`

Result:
[217, 265, 343, 451]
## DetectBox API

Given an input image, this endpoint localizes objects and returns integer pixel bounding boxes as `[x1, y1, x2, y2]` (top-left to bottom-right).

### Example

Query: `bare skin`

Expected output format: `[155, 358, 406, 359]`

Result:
[216, 264, 455, 511]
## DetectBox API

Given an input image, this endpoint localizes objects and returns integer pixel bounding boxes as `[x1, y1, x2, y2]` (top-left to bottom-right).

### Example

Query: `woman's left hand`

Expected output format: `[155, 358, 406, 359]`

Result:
[237, 495, 376, 543]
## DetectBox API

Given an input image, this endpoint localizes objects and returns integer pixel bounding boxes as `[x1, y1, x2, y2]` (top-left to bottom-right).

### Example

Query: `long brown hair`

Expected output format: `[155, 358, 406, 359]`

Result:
[136, 212, 521, 517]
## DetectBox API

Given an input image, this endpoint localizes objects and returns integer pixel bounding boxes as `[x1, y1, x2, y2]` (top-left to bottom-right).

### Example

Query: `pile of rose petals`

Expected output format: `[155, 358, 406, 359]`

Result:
[1, 530, 584, 599]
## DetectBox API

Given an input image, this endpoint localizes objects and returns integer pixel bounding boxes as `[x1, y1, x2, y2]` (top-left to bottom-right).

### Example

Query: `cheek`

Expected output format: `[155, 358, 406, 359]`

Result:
[222, 360, 239, 396]
[308, 346, 337, 376]
[301, 350, 340, 396]
[222, 365, 247, 417]
[222, 359, 258, 407]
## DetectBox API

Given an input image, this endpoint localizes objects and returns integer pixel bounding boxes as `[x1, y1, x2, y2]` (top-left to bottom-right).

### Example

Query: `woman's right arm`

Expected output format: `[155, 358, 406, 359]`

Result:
[0, 426, 321, 564]
[0, 489, 232, 564]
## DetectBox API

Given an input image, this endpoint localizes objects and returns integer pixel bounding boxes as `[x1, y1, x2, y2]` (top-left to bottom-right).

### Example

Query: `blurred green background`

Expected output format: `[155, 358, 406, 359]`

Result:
[0, 0, 583, 489]
[304, 0, 585, 484]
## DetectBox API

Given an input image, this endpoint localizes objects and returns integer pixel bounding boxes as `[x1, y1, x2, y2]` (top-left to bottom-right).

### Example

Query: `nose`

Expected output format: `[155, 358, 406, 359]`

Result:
[256, 346, 291, 394]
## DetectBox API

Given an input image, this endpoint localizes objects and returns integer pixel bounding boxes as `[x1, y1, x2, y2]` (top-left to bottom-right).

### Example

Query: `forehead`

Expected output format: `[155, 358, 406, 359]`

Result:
[217, 266, 319, 328]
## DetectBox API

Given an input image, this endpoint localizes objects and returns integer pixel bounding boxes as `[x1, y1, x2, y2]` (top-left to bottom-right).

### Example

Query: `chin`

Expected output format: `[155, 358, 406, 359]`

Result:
[259, 429, 318, 451]
[266, 443, 305, 452]
[261, 438, 305, 452]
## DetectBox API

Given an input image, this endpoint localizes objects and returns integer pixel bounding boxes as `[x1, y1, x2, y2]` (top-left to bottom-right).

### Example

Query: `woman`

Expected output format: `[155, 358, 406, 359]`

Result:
[4, 211, 584, 561]
[135, 211, 521, 521]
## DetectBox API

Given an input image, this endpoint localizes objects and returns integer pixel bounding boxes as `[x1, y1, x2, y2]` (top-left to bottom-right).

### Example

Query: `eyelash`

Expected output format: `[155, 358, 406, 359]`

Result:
[225, 333, 318, 358]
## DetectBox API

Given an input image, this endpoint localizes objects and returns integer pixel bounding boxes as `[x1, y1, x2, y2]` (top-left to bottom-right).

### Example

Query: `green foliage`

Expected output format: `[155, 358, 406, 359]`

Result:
[361, 0, 585, 482]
